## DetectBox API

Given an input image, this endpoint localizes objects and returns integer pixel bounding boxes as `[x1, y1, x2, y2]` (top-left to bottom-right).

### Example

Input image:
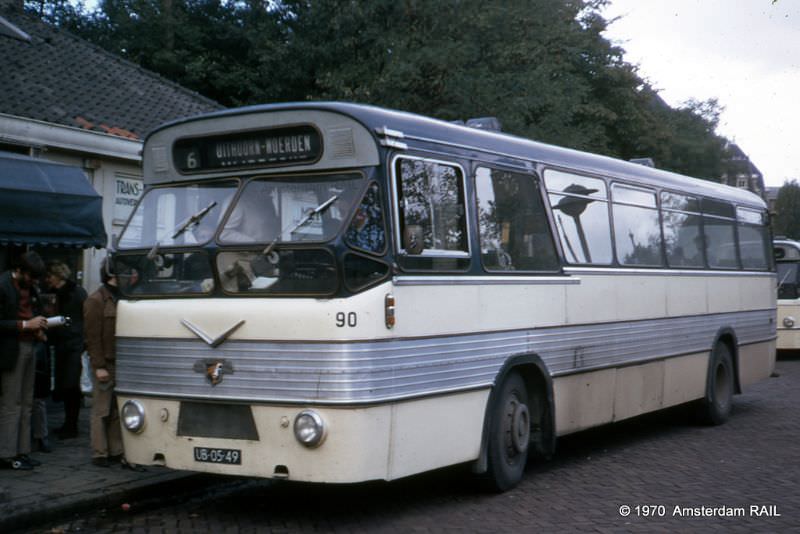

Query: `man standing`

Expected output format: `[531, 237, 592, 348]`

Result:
[83, 259, 124, 467]
[45, 261, 87, 440]
[0, 251, 48, 470]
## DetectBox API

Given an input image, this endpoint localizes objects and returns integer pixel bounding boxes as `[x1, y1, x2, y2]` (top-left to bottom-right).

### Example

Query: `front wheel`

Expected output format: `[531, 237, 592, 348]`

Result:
[696, 342, 734, 425]
[482, 371, 530, 492]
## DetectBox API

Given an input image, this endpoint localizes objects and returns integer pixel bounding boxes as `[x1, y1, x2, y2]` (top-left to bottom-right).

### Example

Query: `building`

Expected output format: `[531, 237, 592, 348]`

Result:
[766, 186, 779, 215]
[0, 2, 222, 290]
[719, 141, 766, 200]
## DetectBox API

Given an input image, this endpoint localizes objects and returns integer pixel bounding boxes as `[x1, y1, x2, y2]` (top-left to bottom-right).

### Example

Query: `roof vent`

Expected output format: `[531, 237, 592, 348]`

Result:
[466, 117, 502, 132]
[629, 157, 655, 168]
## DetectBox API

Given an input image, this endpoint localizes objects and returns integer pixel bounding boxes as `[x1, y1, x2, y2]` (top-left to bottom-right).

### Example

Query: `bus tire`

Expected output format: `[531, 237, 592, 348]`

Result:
[483, 371, 530, 492]
[696, 342, 734, 425]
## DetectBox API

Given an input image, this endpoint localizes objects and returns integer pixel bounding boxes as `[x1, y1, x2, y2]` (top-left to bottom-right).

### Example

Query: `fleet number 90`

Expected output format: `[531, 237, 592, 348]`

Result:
[336, 312, 357, 327]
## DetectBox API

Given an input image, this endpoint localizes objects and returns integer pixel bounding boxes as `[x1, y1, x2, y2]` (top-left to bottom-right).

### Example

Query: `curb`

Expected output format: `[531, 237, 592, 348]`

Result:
[0, 471, 212, 532]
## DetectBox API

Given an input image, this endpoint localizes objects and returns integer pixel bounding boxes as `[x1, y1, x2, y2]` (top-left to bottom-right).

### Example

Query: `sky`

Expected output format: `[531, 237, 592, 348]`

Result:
[601, 0, 800, 187]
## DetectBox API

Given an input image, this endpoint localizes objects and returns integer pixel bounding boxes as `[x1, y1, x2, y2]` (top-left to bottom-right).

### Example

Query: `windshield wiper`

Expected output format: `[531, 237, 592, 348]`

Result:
[262, 195, 338, 258]
[777, 267, 794, 292]
[147, 201, 218, 261]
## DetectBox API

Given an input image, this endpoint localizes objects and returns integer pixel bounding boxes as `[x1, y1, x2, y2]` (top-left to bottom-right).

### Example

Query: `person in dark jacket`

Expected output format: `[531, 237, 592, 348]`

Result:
[0, 251, 48, 470]
[83, 259, 123, 467]
[45, 261, 87, 440]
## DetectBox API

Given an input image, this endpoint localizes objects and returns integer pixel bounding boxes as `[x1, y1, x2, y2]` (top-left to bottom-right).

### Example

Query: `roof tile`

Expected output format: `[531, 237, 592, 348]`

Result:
[0, 6, 223, 139]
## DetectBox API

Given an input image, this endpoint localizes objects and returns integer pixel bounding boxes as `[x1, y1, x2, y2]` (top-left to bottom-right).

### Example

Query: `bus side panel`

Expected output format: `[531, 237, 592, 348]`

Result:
[737, 340, 776, 387]
[553, 369, 616, 435]
[740, 274, 777, 310]
[612, 360, 664, 422]
[392, 282, 568, 337]
[387, 389, 489, 480]
[662, 352, 709, 407]
[554, 351, 713, 435]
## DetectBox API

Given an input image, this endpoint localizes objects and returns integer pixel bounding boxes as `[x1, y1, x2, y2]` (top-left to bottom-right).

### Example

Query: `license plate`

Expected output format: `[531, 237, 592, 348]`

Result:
[193, 447, 242, 465]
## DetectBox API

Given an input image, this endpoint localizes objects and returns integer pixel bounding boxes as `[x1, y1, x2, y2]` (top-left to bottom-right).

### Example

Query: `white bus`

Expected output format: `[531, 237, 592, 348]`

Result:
[774, 238, 800, 350]
[113, 103, 776, 491]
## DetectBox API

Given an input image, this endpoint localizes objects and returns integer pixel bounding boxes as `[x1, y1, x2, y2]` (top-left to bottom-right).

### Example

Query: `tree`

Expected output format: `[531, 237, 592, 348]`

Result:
[26, 0, 730, 181]
[773, 180, 800, 240]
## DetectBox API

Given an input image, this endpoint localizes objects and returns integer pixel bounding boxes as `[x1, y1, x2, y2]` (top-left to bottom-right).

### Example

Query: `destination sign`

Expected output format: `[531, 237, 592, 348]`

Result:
[173, 125, 322, 173]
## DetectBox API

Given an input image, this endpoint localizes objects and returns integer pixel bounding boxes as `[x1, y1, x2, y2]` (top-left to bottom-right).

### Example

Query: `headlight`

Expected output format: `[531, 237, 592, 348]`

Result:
[784, 316, 796, 328]
[293, 410, 326, 448]
[121, 400, 146, 433]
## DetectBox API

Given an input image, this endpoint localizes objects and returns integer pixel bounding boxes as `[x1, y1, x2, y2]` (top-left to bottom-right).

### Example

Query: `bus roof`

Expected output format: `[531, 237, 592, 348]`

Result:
[148, 101, 767, 210]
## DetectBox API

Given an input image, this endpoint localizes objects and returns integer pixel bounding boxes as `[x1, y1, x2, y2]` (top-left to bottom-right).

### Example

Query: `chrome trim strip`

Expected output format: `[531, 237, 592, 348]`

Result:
[375, 126, 405, 139]
[393, 275, 579, 286]
[563, 266, 776, 278]
[116, 309, 776, 405]
[180, 318, 245, 348]
[380, 138, 408, 150]
[550, 335, 777, 377]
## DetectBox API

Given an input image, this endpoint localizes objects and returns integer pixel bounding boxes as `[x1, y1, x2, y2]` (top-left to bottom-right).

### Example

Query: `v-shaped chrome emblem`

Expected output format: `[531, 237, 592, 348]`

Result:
[180, 319, 245, 348]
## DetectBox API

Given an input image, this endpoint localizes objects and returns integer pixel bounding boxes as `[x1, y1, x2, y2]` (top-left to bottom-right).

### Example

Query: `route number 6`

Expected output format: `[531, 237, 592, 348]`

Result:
[186, 151, 199, 169]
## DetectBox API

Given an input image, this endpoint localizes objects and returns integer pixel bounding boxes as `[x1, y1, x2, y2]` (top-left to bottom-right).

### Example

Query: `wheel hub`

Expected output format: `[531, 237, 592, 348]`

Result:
[508, 399, 530, 455]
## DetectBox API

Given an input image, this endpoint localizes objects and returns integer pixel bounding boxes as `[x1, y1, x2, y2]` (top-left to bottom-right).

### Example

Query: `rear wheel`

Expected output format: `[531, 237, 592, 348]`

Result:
[483, 371, 530, 492]
[696, 342, 734, 425]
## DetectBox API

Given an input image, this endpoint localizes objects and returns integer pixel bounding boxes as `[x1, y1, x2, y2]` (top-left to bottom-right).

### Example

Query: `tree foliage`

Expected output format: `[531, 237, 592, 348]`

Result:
[26, 0, 728, 181]
[773, 180, 800, 240]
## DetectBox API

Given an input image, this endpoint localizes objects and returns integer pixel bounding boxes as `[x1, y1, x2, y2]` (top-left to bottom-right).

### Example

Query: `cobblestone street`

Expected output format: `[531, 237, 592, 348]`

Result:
[34, 356, 799, 533]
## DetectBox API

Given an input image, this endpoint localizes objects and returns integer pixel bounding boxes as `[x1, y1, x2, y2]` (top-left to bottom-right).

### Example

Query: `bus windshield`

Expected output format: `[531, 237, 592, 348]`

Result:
[114, 173, 369, 298]
[777, 262, 799, 299]
[218, 173, 363, 245]
[118, 180, 238, 249]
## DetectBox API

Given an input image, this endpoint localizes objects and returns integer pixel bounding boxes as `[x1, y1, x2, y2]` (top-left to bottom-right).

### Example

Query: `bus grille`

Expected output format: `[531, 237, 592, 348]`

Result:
[177, 401, 259, 440]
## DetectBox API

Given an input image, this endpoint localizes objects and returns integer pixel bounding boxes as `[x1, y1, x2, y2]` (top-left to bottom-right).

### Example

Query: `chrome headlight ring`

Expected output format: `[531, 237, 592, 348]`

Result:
[293, 409, 326, 448]
[121, 400, 146, 433]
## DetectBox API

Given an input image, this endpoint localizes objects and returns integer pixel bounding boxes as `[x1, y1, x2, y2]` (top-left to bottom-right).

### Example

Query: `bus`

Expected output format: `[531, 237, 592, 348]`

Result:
[774, 238, 800, 350]
[113, 103, 776, 491]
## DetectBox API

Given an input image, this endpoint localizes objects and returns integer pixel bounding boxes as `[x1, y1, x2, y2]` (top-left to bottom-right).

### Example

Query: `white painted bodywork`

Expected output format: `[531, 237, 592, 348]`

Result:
[118, 270, 776, 482]
[119, 389, 488, 482]
[776, 299, 800, 350]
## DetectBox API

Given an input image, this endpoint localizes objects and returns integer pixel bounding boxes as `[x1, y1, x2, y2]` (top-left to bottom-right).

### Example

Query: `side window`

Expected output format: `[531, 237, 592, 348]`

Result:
[545, 170, 613, 265]
[394, 157, 469, 271]
[612, 184, 663, 266]
[661, 192, 704, 268]
[737, 207, 770, 270]
[475, 167, 558, 271]
[702, 199, 739, 269]
[345, 182, 386, 255]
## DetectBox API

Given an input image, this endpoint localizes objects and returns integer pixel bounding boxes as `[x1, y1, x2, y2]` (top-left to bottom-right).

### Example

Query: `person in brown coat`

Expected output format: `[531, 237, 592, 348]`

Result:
[83, 260, 123, 467]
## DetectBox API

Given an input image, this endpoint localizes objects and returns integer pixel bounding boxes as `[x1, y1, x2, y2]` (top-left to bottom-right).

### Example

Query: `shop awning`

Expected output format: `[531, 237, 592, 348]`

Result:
[0, 151, 107, 248]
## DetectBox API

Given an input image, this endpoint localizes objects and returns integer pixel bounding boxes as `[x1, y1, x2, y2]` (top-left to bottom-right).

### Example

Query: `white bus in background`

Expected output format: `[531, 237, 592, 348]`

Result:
[112, 103, 776, 492]
[774, 238, 800, 350]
